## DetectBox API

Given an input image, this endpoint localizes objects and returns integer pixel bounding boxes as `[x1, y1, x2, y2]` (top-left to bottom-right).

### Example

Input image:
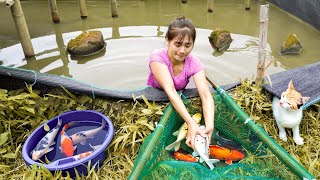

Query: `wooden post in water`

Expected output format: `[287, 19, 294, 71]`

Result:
[245, 0, 250, 10]
[256, 4, 269, 87]
[10, 0, 35, 58]
[207, 0, 213, 13]
[111, 0, 118, 17]
[48, 0, 60, 23]
[79, 0, 88, 18]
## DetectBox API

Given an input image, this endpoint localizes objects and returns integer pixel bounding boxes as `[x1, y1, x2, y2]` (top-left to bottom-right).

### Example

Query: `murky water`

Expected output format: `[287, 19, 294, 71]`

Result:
[0, 0, 319, 89]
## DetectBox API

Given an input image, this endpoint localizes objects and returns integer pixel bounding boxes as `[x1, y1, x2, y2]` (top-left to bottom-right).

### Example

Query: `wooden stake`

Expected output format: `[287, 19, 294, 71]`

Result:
[111, 0, 118, 18]
[207, 0, 214, 13]
[256, 4, 269, 87]
[10, 0, 35, 58]
[79, 0, 88, 18]
[48, 0, 60, 23]
[245, 0, 250, 10]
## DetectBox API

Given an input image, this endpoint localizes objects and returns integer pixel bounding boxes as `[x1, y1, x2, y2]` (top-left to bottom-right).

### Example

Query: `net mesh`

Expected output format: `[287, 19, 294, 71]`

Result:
[129, 92, 311, 180]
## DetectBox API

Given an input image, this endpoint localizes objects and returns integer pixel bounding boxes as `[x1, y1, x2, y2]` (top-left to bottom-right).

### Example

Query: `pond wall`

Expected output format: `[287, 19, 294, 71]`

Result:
[268, 0, 320, 30]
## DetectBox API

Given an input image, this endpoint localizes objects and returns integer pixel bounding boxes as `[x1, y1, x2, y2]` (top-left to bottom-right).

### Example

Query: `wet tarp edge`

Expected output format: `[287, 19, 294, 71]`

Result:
[0, 65, 238, 101]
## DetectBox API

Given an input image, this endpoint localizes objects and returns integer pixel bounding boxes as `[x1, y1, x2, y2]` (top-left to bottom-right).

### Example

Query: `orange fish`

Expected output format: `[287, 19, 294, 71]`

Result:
[59, 122, 77, 157]
[209, 145, 244, 165]
[174, 151, 198, 162]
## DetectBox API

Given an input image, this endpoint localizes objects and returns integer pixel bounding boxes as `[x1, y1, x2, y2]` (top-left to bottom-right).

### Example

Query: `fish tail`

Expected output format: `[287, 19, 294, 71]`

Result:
[205, 160, 215, 170]
[101, 119, 106, 128]
[165, 141, 181, 151]
[57, 118, 62, 126]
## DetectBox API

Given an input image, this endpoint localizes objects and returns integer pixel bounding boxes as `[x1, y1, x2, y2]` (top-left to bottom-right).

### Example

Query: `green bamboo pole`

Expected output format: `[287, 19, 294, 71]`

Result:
[10, 0, 35, 58]
[206, 75, 315, 180]
[207, 0, 214, 13]
[48, 0, 60, 23]
[79, 0, 88, 18]
[111, 0, 118, 18]
[128, 104, 175, 179]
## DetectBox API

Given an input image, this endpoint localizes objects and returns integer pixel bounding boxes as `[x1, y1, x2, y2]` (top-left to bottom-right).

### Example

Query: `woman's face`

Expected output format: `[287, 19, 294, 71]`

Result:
[167, 35, 194, 63]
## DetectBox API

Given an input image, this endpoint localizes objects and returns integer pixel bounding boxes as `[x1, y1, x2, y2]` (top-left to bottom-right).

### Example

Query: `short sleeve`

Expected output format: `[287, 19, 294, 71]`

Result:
[148, 48, 168, 66]
[188, 55, 204, 77]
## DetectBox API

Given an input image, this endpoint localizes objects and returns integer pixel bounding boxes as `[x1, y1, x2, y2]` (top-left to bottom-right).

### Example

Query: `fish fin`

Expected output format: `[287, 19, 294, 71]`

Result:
[59, 146, 63, 152]
[50, 141, 56, 146]
[74, 145, 77, 150]
[165, 141, 178, 151]
[225, 160, 233, 165]
[204, 160, 215, 170]
[57, 118, 62, 126]
[89, 143, 103, 151]
[192, 152, 198, 157]
[172, 130, 179, 136]
[80, 140, 87, 145]
[45, 147, 54, 154]
[174, 141, 181, 152]
[199, 157, 204, 163]
[208, 158, 220, 164]
[101, 119, 106, 128]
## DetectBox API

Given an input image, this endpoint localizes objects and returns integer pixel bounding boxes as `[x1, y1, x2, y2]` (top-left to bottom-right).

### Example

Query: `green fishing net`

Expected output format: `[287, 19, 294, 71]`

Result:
[129, 91, 313, 180]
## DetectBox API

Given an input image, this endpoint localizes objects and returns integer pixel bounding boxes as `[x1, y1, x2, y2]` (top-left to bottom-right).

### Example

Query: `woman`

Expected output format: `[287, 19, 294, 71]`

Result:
[147, 16, 215, 149]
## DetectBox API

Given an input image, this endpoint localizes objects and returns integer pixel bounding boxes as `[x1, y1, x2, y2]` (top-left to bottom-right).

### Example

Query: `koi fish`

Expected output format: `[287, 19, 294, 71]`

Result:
[59, 122, 77, 157]
[174, 151, 198, 162]
[70, 120, 106, 145]
[72, 143, 102, 161]
[209, 145, 244, 165]
[31, 118, 62, 161]
[165, 113, 202, 151]
[192, 125, 220, 170]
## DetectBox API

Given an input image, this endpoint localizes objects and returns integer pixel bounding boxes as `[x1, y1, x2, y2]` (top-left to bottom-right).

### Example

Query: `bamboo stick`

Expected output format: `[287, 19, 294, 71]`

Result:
[207, 0, 214, 13]
[111, 0, 118, 18]
[245, 0, 250, 10]
[48, 0, 60, 23]
[256, 4, 269, 87]
[10, 0, 34, 58]
[79, 0, 88, 18]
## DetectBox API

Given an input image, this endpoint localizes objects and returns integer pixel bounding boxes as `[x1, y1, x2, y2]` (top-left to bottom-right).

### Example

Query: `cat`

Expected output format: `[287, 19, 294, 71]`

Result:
[272, 80, 310, 145]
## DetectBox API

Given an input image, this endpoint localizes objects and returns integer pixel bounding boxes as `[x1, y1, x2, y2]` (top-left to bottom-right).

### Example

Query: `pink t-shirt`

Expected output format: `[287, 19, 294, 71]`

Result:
[146, 48, 204, 90]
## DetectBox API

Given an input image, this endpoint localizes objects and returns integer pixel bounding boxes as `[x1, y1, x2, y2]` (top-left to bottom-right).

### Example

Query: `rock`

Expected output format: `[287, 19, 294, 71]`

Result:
[208, 28, 232, 51]
[280, 33, 302, 55]
[67, 31, 106, 56]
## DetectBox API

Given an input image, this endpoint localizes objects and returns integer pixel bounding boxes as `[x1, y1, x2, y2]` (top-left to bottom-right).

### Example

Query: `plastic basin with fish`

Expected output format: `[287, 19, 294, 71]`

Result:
[22, 110, 114, 177]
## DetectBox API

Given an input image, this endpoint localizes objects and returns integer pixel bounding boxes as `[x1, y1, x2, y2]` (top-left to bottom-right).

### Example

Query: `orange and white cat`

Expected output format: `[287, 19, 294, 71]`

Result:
[272, 80, 310, 145]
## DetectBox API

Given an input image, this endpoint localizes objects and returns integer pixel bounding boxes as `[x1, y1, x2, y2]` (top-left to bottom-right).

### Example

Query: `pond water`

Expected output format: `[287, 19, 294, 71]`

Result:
[0, 0, 319, 89]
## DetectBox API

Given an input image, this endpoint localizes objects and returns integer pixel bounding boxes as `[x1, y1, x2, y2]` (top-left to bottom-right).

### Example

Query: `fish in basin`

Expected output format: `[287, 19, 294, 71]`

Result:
[31, 118, 62, 161]
[59, 122, 77, 157]
[192, 125, 220, 170]
[209, 145, 244, 165]
[165, 113, 202, 151]
[70, 120, 106, 145]
[72, 143, 102, 161]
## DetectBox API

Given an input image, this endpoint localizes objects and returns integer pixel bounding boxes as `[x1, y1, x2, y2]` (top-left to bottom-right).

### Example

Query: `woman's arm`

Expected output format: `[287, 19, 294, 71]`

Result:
[150, 62, 206, 149]
[193, 70, 215, 143]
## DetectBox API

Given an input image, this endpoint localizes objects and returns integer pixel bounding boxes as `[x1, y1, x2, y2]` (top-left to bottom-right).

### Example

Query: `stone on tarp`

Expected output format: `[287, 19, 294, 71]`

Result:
[67, 31, 106, 56]
[208, 28, 232, 51]
[280, 33, 302, 55]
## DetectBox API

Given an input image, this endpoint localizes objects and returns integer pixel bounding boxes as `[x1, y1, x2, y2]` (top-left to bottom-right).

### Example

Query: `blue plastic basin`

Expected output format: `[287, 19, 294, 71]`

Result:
[22, 110, 114, 177]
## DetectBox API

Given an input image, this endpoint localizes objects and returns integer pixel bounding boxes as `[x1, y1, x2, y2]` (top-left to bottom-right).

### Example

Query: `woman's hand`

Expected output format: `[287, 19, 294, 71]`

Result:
[185, 121, 206, 149]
